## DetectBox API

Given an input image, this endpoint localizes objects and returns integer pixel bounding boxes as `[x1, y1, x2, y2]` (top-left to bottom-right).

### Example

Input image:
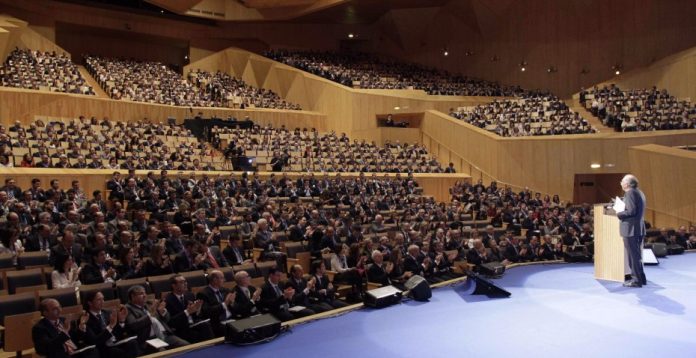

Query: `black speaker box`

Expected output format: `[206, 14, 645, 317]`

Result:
[564, 251, 591, 263]
[363, 285, 402, 308]
[667, 244, 684, 255]
[469, 272, 511, 298]
[404, 275, 432, 301]
[480, 261, 505, 276]
[650, 243, 668, 257]
[225, 313, 281, 345]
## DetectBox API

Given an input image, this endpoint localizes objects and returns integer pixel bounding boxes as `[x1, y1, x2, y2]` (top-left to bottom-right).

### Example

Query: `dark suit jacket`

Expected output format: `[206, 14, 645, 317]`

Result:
[24, 233, 56, 252]
[222, 246, 248, 266]
[366, 263, 391, 286]
[84, 309, 131, 349]
[80, 263, 112, 284]
[173, 252, 207, 273]
[403, 255, 425, 276]
[259, 280, 290, 315]
[196, 286, 238, 325]
[286, 277, 313, 306]
[233, 285, 259, 318]
[617, 188, 646, 238]
[50, 243, 83, 266]
[165, 291, 204, 333]
[32, 317, 89, 358]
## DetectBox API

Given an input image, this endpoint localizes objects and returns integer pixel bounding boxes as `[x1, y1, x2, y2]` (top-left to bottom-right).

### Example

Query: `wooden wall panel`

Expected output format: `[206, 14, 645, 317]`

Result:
[0, 87, 327, 130]
[628, 144, 696, 228]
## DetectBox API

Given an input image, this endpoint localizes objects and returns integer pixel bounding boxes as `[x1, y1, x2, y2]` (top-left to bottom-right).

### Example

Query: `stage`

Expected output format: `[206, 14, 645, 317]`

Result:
[176, 253, 696, 358]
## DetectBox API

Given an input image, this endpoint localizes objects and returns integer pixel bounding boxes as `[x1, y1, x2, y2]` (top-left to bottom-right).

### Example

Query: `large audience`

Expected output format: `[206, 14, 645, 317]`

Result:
[581, 84, 696, 132]
[0, 48, 95, 95]
[215, 125, 444, 173]
[0, 117, 224, 170]
[449, 94, 595, 137]
[188, 69, 301, 110]
[83, 55, 301, 110]
[2, 153, 694, 356]
[264, 49, 525, 96]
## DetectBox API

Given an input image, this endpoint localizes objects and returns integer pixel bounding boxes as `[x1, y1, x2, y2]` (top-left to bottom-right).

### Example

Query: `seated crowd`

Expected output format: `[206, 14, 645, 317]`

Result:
[264, 49, 525, 96]
[188, 69, 301, 110]
[0, 170, 598, 356]
[581, 84, 696, 132]
[0, 117, 224, 170]
[83, 55, 301, 110]
[216, 125, 444, 173]
[449, 94, 595, 137]
[0, 48, 95, 95]
[84, 55, 213, 106]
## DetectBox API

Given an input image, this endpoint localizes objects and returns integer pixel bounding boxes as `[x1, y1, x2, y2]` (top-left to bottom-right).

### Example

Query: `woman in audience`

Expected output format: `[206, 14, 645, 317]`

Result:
[116, 247, 143, 279]
[0, 155, 12, 168]
[51, 254, 82, 288]
[0, 228, 24, 264]
[330, 243, 365, 301]
[142, 244, 173, 276]
[20, 153, 34, 167]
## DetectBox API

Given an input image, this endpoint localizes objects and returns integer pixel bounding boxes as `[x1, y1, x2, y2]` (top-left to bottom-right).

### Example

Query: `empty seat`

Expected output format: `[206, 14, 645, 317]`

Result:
[0, 293, 37, 325]
[0, 253, 14, 269]
[6, 268, 45, 294]
[17, 251, 50, 268]
[148, 274, 175, 299]
[3, 311, 42, 356]
[38, 287, 79, 308]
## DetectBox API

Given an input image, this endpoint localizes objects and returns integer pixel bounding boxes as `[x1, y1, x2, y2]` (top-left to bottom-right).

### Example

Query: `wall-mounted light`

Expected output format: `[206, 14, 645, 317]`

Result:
[491, 55, 500, 62]
[580, 67, 589, 75]
[612, 64, 623, 75]
[393, 106, 401, 110]
[443, 47, 449, 56]
[519, 61, 528, 72]
[547, 65, 558, 74]
[590, 163, 601, 169]
[348, 33, 355, 39]
[464, 50, 474, 57]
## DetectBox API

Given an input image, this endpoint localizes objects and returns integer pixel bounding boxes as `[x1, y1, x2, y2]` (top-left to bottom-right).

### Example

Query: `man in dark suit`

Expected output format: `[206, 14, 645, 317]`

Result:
[32, 298, 99, 358]
[260, 268, 314, 322]
[173, 240, 207, 273]
[310, 260, 348, 309]
[50, 227, 83, 266]
[198, 241, 228, 269]
[24, 223, 56, 252]
[222, 235, 252, 266]
[196, 270, 238, 337]
[124, 285, 189, 353]
[232, 270, 262, 318]
[286, 264, 333, 313]
[82, 291, 139, 358]
[80, 248, 118, 284]
[165, 274, 215, 342]
[617, 174, 647, 287]
[366, 250, 393, 287]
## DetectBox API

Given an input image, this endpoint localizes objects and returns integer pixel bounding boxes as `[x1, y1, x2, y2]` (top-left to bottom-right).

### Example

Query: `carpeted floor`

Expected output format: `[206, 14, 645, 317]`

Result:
[177, 253, 696, 358]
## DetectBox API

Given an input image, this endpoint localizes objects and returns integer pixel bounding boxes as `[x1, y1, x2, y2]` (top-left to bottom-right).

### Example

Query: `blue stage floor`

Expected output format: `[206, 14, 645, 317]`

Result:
[178, 253, 696, 358]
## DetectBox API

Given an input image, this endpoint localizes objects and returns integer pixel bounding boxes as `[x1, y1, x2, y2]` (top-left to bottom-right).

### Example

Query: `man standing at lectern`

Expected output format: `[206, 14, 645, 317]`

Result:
[617, 174, 647, 288]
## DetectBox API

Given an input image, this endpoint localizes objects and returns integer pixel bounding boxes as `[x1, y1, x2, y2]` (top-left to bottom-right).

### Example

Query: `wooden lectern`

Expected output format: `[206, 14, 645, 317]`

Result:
[593, 204, 628, 282]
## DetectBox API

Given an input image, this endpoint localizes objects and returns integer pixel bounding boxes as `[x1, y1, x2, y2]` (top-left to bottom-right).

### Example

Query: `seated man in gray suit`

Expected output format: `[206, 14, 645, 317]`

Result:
[124, 285, 189, 353]
[617, 174, 647, 288]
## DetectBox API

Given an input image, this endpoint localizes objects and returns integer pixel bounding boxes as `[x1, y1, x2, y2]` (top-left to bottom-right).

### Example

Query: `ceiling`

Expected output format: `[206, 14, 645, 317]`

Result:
[140, 0, 448, 23]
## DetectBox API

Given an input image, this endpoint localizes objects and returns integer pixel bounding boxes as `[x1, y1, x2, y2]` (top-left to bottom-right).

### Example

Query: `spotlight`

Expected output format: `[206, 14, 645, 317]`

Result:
[519, 61, 527, 72]
[464, 51, 474, 56]
[612, 64, 623, 75]
[348, 33, 354, 38]
[547, 65, 557, 73]
[394, 106, 401, 110]
[590, 163, 601, 169]
[443, 48, 449, 56]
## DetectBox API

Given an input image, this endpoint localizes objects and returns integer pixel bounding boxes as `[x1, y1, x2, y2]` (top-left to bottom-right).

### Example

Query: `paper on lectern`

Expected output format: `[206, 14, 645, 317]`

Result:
[612, 196, 625, 213]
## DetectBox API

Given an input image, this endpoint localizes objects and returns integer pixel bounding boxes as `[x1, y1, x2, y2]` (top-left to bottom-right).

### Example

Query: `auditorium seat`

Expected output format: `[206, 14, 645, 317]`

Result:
[0, 292, 37, 325]
[80, 282, 117, 303]
[6, 268, 45, 294]
[38, 287, 79, 308]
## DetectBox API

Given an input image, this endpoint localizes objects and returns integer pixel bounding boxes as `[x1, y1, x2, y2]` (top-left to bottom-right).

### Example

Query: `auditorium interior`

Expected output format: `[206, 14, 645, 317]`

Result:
[0, 0, 695, 357]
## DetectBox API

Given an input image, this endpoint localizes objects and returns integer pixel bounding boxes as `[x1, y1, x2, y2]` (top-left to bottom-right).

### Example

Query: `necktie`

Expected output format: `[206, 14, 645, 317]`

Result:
[208, 251, 220, 268]
[273, 284, 282, 297]
[234, 248, 243, 263]
[179, 295, 185, 307]
[215, 290, 224, 302]
[97, 312, 106, 329]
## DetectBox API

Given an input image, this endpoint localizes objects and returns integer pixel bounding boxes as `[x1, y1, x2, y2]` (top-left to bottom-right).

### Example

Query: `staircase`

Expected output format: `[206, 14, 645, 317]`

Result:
[564, 98, 611, 133]
[77, 65, 109, 98]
